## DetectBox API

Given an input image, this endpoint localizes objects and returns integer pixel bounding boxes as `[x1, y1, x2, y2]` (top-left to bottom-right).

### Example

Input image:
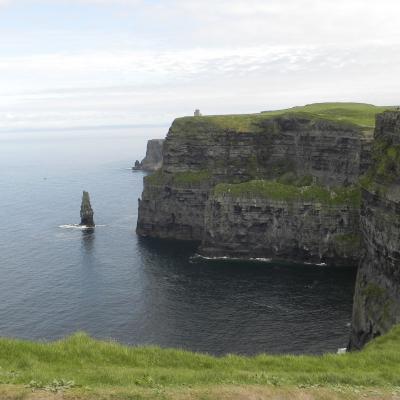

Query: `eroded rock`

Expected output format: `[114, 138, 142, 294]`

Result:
[80, 191, 95, 227]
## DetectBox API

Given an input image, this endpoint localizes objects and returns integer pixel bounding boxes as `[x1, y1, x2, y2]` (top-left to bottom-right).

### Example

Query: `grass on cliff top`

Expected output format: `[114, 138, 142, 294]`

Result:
[213, 180, 361, 207]
[146, 169, 211, 186]
[174, 103, 395, 133]
[1, 326, 400, 399]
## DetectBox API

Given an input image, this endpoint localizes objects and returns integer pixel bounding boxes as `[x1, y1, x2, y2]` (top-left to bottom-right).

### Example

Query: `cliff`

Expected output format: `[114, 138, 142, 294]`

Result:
[201, 182, 361, 265]
[137, 105, 400, 344]
[134, 139, 164, 171]
[137, 104, 379, 264]
[350, 111, 400, 349]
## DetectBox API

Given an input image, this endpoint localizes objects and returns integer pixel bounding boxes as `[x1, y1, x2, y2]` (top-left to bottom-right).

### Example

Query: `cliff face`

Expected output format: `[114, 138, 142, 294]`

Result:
[134, 139, 164, 171]
[201, 187, 360, 265]
[162, 116, 365, 186]
[137, 113, 366, 263]
[350, 112, 400, 349]
[137, 180, 208, 241]
[136, 105, 400, 351]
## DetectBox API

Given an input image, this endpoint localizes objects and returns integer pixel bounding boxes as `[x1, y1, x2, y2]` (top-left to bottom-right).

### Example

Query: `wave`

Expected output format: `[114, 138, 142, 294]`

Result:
[59, 224, 106, 230]
[304, 261, 328, 267]
[193, 254, 327, 266]
[191, 254, 272, 263]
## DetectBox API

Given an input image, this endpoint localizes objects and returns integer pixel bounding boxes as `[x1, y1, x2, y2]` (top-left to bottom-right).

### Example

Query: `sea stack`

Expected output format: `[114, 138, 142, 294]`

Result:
[132, 139, 164, 172]
[80, 191, 95, 227]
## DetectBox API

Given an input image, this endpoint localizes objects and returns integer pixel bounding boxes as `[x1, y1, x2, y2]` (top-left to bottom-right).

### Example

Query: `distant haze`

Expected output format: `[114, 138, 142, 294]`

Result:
[0, 0, 400, 131]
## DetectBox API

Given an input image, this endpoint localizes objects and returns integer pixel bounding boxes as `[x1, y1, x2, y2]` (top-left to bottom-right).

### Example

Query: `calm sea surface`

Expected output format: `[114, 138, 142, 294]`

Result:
[0, 127, 357, 355]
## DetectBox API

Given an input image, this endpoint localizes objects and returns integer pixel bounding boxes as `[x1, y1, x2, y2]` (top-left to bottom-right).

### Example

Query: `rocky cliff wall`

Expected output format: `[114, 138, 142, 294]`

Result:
[200, 184, 361, 265]
[163, 115, 365, 186]
[134, 139, 164, 171]
[137, 178, 209, 241]
[137, 114, 367, 248]
[350, 111, 400, 349]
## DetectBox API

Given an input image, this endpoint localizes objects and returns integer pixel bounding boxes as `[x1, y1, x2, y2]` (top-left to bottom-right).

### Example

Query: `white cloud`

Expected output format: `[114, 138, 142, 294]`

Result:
[0, 0, 399, 129]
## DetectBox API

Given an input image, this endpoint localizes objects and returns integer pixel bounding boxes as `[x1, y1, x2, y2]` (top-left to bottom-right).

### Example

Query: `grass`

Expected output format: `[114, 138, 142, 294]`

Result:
[172, 103, 395, 134]
[360, 125, 400, 193]
[1, 326, 400, 399]
[213, 180, 361, 207]
[145, 170, 211, 187]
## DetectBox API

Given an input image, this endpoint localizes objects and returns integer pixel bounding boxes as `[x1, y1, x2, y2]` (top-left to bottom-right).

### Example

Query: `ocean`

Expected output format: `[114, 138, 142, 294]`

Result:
[0, 127, 357, 355]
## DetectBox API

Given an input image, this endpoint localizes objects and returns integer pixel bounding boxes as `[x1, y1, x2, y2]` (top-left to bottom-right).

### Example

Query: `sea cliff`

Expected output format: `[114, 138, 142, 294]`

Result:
[133, 138, 164, 171]
[137, 104, 375, 264]
[350, 111, 400, 349]
[137, 103, 400, 350]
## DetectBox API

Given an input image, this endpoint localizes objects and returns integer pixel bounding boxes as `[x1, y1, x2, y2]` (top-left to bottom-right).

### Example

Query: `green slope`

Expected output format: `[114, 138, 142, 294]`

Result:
[0, 325, 400, 394]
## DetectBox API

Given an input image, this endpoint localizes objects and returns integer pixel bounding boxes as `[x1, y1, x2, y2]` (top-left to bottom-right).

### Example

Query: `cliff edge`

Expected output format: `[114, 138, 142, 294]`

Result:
[350, 111, 400, 349]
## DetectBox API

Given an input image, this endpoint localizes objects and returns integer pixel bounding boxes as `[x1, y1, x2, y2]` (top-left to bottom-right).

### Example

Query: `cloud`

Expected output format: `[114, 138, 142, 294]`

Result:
[0, 0, 400, 130]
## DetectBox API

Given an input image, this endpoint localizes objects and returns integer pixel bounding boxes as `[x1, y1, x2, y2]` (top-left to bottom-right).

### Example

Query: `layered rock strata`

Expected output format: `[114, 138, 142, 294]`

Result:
[137, 114, 367, 264]
[350, 111, 400, 349]
[200, 184, 361, 265]
[133, 139, 165, 171]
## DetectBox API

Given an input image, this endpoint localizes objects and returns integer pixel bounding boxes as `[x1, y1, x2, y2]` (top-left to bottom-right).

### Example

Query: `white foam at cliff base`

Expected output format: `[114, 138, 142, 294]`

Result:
[192, 254, 272, 263]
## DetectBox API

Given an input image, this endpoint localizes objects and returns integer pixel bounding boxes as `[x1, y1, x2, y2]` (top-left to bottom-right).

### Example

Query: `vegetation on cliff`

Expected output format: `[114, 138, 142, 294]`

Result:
[172, 103, 394, 134]
[361, 139, 400, 191]
[146, 169, 211, 186]
[1, 327, 400, 399]
[214, 180, 361, 207]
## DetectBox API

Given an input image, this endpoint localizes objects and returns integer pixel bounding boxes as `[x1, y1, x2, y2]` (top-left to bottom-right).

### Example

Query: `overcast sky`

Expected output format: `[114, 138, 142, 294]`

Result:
[1, 0, 400, 130]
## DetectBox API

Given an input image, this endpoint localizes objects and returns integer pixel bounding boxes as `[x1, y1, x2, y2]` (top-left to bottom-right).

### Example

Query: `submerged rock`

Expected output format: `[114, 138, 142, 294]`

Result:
[80, 191, 95, 227]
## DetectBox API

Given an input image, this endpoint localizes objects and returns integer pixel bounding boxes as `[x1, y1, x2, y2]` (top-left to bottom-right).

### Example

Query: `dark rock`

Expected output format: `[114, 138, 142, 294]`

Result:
[137, 110, 400, 350]
[200, 192, 360, 265]
[132, 160, 142, 170]
[140, 139, 165, 171]
[137, 114, 366, 262]
[80, 191, 95, 227]
[349, 111, 400, 350]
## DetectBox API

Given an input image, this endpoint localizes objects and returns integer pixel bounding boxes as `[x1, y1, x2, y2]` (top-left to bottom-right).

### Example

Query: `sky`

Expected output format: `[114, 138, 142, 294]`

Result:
[0, 0, 400, 131]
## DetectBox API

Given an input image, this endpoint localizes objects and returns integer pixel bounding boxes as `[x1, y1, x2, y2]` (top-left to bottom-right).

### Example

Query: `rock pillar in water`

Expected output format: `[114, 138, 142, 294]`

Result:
[80, 191, 95, 227]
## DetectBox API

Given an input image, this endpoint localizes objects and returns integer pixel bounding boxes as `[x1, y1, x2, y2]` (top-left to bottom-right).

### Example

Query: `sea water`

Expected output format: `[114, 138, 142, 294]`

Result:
[0, 127, 357, 355]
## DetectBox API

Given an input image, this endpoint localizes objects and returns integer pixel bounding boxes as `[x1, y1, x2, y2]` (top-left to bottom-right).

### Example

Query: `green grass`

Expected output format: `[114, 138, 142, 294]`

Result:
[146, 170, 211, 187]
[360, 137, 400, 192]
[0, 326, 400, 393]
[361, 283, 387, 300]
[173, 103, 395, 134]
[213, 180, 361, 207]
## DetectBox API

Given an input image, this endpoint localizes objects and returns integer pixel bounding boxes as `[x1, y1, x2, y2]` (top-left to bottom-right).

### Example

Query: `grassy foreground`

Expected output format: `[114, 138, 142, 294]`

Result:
[1, 327, 400, 399]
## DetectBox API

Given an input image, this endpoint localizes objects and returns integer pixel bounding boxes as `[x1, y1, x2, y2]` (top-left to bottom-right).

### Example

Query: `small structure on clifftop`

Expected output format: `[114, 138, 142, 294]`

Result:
[194, 109, 202, 116]
[80, 191, 95, 227]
